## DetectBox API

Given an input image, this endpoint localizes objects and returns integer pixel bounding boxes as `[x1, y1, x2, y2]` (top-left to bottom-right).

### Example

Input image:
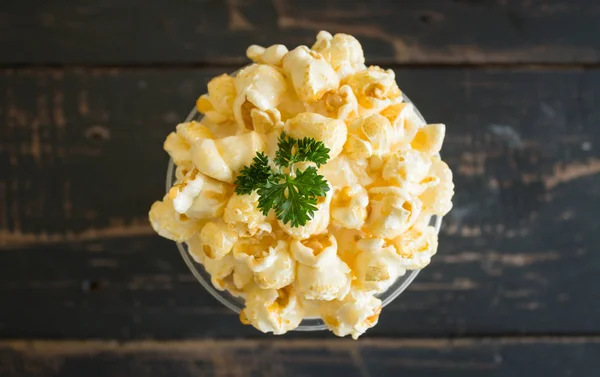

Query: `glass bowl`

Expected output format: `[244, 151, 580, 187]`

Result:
[166, 94, 442, 331]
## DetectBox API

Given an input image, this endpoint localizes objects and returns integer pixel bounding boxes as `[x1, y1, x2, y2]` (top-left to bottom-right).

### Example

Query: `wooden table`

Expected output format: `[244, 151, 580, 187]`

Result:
[1, 1, 599, 376]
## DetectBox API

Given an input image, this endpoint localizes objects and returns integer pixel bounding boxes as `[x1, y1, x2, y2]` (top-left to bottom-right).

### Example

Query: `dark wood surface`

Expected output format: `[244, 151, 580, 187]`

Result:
[1, 1, 599, 376]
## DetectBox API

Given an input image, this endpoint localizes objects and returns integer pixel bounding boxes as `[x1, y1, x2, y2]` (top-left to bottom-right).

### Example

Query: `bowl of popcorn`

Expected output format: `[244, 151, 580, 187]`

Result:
[149, 31, 454, 339]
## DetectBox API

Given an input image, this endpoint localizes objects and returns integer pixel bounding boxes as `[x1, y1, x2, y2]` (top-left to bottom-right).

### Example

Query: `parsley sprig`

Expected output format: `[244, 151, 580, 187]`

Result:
[234, 133, 331, 227]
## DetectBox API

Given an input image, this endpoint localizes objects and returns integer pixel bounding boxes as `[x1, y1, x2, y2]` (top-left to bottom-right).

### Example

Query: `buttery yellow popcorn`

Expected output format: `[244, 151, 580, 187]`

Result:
[367, 187, 422, 239]
[382, 148, 432, 195]
[343, 65, 402, 112]
[319, 290, 382, 339]
[411, 123, 446, 156]
[196, 74, 237, 124]
[151, 30, 454, 339]
[168, 169, 232, 219]
[354, 238, 407, 293]
[199, 221, 238, 260]
[344, 113, 395, 159]
[330, 185, 369, 229]
[312, 31, 366, 80]
[284, 112, 347, 159]
[380, 102, 422, 147]
[307, 85, 359, 120]
[246, 44, 289, 66]
[148, 196, 204, 242]
[233, 64, 288, 130]
[282, 46, 340, 103]
[191, 131, 265, 183]
[419, 157, 454, 216]
[223, 192, 272, 237]
[392, 225, 439, 270]
[240, 285, 304, 335]
[292, 234, 351, 300]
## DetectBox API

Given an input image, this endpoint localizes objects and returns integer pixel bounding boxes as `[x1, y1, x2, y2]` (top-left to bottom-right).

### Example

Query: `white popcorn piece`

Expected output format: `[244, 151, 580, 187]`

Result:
[344, 113, 395, 159]
[284, 112, 347, 159]
[319, 290, 382, 339]
[343, 65, 402, 112]
[367, 186, 422, 239]
[191, 131, 266, 183]
[412, 123, 446, 156]
[392, 225, 438, 270]
[320, 155, 373, 188]
[419, 157, 454, 216]
[164, 132, 192, 165]
[380, 102, 422, 147]
[291, 234, 351, 300]
[148, 195, 204, 242]
[330, 185, 369, 230]
[199, 221, 239, 260]
[250, 107, 284, 134]
[278, 184, 333, 240]
[223, 192, 272, 237]
[354, 238, 406, 293]
[233, 64, 288, 130]
[306, 85, 359, 121]
[196, 74, 237, 124]
[312, 31, 366, 80]
[240, 284, 304, 335]
[233, 233, 295, 290]
[282, 46, 340, 103]
[246, 44, 289, 66]
[382, 148, 432, 195]
[168, 169, 232, 220]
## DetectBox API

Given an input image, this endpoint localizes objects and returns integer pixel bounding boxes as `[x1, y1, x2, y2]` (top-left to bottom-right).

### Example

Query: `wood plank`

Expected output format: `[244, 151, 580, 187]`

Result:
[1, 338, 599, 377]
[1, 67, 599, 338]
[1, 0, 600, 65]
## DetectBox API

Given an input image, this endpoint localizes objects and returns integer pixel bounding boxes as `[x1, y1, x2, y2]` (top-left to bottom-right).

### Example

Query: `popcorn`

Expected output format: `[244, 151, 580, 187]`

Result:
[419, 157, 454, 216]
[307, 85, 359, 120]
[284, 112, 347, 159]
[380, 102, 422, 146]
[151, 31, 454, 339]
[382, 148, 432, 195]
[233, 64, 288, 130]
[354, 238, 406, 293]
[246, 44, 289, 66]
[319, 290, 382, 339]
[367, 186, 422, 239]
[291, 234, 351, 300]
[282, 46, 340, 103]
[240, 285, 304, 335]
[343, 65, 402, 112]
[330, 185, 369, 229]
[191, 131, 265, 183]
[223, 192, 272, 237]
[312, 31, 366, 79]
[392, 225, 438, 270]
[278, 184, 333, 240]
[199, 221, 239, 260]
[196, 74, 237, 124]
[344, 113, 395, 159]
[148, 195, 204, 242]
[233, 233, 295, 290]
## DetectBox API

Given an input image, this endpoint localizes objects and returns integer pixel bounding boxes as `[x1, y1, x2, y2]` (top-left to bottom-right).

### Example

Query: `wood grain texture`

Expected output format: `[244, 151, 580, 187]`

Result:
[1, 0, 599, 65]
[1, 67, 599, 338]
[1, 338, 600, 377]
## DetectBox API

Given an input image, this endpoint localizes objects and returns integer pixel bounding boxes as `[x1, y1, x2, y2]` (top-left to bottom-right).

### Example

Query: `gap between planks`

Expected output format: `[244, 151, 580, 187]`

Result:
[2, 62, 600, 72]
[3, 336, 600, 355]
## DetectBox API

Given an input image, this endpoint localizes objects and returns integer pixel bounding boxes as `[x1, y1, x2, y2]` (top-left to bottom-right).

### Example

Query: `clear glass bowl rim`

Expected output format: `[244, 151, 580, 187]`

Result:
[167, 94, 441, 332]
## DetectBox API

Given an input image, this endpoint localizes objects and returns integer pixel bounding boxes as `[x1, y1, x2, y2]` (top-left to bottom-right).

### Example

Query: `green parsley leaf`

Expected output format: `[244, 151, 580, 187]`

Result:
[273, 132, 331, 168]
[234, 152, 271, 195]
[234, 134, 331, 227]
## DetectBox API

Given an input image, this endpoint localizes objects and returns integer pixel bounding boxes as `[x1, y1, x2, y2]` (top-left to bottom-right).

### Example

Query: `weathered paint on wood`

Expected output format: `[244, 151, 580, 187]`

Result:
[1, 0, 599, 65]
